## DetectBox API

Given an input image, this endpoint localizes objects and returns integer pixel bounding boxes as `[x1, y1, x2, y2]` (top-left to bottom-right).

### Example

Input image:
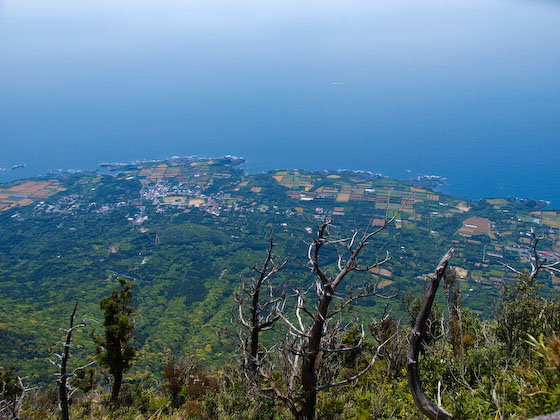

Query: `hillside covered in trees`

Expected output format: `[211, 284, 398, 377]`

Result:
[1, 157, 559, 419]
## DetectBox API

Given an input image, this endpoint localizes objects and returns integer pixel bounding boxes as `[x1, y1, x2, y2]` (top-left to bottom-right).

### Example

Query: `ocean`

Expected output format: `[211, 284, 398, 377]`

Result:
[1, 0, 559, 206]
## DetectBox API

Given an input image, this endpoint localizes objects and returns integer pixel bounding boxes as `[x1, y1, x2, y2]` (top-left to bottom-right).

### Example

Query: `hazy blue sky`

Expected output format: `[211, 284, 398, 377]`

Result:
[1, 0, 560, 204]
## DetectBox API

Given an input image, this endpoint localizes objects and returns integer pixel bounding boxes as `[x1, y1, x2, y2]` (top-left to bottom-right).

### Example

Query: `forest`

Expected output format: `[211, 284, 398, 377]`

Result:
[2, 223, 559, 420]
[1, 159, 559, 419]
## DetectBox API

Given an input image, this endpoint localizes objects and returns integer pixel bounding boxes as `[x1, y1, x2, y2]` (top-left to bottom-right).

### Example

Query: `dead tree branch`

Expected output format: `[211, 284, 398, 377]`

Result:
[501, 229, 560, 285]
[50, 301, 94, 420]
[316, 332, 395, 391]
[527, 229, 560, 284]
[234, 234, 288, 376]
[10, 376, 37, 420]
[407, 249, 454, 420]
[260, 212, 399, 420]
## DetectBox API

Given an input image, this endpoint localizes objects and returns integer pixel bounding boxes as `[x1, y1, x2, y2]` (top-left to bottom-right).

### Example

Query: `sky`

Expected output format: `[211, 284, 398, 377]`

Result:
[1, 0, 560, 204]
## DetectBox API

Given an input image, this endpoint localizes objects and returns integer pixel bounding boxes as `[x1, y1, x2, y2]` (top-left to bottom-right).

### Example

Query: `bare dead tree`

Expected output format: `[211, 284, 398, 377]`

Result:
[407, 248, 454, 420]
[523, 231, 560, 420]
[496, 227, 560, 361]
[14, 377, 38, 420]
[0, 376, 13, 419]
[0, 375, 37, 420]
[234, 235, 288, 376]
[258, 214, 399, 420]
[0, 396, 7, 419]
[527, 228, 560, 284]
[495, 229, 560, 420]
[500, 228, 560, 285]
[50, 302, 95, 420]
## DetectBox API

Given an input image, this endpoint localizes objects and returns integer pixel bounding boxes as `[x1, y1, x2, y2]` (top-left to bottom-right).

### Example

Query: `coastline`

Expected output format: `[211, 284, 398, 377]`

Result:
[0, 154, 557, 210]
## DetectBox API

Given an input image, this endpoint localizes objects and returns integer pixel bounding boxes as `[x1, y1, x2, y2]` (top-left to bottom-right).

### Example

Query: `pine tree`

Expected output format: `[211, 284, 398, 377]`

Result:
[92, 277, 136, 405]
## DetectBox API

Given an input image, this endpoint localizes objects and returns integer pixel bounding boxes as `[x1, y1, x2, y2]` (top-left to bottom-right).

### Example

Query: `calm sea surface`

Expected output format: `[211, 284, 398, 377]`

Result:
[1, 0, 559, 205]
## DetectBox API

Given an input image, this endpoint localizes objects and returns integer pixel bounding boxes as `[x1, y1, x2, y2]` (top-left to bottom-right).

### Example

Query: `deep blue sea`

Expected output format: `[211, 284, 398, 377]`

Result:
[1, 0, 559, 206]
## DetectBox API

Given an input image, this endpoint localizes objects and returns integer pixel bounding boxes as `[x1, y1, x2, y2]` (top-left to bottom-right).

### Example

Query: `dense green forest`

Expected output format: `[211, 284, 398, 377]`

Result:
[1, 157, 559, 419]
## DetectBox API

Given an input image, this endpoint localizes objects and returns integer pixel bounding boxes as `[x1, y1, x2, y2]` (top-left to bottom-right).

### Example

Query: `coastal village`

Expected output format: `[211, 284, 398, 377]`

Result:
[1, 157, 559, 291]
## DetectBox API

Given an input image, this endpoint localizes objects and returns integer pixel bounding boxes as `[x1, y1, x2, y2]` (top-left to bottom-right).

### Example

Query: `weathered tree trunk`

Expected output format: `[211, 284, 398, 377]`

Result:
[59, 302, 78, 420]
[59, 339, 70, 420]
[111, 370, 122, 405]
[59, 385, 69, 420]
[295, 406, 315, 420]
[299, 289, 333, 420]
[248, 326, 259, 375]
[407, 249, 454, 420]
